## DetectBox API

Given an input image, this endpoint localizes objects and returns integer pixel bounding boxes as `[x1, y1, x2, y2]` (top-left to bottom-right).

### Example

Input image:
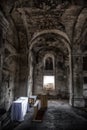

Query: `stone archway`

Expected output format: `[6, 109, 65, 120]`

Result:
[27, 29, 73, 105]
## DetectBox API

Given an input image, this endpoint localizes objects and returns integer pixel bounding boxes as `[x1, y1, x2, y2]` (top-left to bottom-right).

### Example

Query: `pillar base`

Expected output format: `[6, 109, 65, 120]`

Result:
[72, 97, 85, 107]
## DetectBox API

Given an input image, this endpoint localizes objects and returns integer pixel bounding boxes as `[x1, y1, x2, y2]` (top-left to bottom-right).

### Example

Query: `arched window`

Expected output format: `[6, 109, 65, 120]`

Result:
[45, 57, 53, 70]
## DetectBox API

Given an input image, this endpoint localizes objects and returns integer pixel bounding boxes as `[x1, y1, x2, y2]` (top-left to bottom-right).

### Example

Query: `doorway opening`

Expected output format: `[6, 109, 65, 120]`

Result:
[43, 76, 55, 91]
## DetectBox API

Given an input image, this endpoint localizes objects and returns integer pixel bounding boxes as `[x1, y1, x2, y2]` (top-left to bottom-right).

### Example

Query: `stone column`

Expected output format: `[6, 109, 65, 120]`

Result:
[72, 55, 85, 107]
[69, 52, 73, 105]
[0, 11, 9, 105]
[27, 51, 34, 96]
[0, 28, 3, 100]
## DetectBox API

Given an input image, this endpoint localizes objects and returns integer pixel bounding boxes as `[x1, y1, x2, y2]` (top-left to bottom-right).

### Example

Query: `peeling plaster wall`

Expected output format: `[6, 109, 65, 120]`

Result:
[11, 2, 87, 106]
[33, 38, 69, 99]
[0, 11, 18, 110]
[33, 53, 69, 99]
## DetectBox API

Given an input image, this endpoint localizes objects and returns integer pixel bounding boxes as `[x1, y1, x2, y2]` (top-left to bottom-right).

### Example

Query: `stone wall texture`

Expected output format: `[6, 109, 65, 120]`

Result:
[0, 0, 87, 108]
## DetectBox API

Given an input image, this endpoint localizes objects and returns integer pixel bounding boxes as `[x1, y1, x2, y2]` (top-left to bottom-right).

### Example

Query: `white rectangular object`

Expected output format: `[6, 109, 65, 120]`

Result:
[11, 97, 28, 121]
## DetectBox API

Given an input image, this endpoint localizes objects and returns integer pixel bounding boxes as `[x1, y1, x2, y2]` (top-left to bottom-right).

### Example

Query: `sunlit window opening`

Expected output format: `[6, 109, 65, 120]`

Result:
[43, 76, 55, 90]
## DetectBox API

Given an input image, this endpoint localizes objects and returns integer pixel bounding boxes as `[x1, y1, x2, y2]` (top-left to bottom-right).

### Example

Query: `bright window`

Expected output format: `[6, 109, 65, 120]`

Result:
[43, 76, 55, 90]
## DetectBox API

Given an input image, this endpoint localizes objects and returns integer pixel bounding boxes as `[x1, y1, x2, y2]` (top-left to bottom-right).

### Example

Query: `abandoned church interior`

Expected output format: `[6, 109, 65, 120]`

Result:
[0, 0, 87, 130]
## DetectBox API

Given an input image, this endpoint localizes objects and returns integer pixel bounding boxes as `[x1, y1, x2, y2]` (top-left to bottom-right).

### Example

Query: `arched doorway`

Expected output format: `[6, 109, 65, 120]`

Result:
[27, 29, 72, 105]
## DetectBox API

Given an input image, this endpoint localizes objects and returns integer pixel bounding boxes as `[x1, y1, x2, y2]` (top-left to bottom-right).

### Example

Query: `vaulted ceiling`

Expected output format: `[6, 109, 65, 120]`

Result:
[0, 0, 87, 56]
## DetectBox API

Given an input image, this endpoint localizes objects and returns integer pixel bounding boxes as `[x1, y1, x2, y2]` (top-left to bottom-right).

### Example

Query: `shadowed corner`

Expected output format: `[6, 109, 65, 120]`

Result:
[32, 107, 47, 122]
